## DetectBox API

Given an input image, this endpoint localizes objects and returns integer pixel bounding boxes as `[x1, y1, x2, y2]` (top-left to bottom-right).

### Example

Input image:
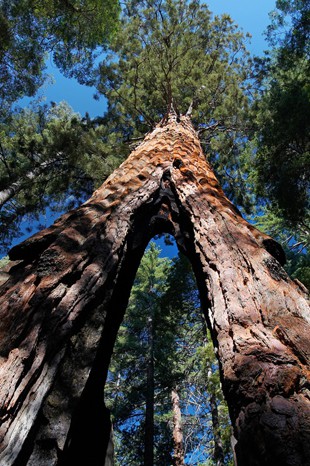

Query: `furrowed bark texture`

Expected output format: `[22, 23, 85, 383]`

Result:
[0, 114, 309, 466]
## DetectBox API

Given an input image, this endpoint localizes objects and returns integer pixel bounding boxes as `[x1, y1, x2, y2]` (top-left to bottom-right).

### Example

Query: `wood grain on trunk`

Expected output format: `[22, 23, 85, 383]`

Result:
[0, 113, 309, 466]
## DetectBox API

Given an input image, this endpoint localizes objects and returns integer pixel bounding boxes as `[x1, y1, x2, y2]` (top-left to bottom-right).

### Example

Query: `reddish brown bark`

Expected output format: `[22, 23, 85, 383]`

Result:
[0, 113, 309, 466]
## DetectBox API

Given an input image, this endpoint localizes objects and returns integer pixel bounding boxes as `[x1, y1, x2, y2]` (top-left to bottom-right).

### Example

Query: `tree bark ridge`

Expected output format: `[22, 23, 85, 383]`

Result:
[0, 113, 308, 466]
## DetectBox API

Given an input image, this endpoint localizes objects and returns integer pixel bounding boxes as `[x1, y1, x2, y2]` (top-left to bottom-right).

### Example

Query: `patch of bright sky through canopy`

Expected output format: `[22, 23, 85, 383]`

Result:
[4, 1, 276, 257]
[40, 0, 276, 118]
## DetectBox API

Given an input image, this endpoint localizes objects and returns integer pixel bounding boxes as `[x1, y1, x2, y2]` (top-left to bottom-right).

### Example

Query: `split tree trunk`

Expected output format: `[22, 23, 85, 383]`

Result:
[171, 388, 184, 466]
[0, 113, 309, 466]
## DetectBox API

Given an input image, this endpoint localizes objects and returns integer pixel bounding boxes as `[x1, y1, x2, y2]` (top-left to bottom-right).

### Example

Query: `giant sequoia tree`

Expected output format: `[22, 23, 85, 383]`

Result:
[0, 111, 309, 466]
[0, 0, 255, 253]
[0, 1, 309, 465]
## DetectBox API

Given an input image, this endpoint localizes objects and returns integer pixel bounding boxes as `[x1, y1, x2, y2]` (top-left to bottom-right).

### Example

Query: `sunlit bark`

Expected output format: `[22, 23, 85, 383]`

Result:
[0, 113, 309, 465]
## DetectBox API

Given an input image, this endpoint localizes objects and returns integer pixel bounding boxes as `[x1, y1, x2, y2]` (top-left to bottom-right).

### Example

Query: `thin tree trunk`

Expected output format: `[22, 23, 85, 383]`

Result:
[171, 388, 184, 466]
[0, 160, 51, 208]
[210, 391, 225, 466]
[104, 425, 115, 466]
[0, 113, 309, 465]
[144, 315, 155, 466]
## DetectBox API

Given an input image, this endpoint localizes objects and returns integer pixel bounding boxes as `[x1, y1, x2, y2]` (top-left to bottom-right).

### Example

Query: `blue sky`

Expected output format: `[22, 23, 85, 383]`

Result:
[5, 0, 277, 257]
[38, 0, 276, 118]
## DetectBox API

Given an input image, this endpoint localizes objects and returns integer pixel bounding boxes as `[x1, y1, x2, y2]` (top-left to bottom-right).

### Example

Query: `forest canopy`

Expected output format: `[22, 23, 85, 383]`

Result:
[0, 0, 120, 108]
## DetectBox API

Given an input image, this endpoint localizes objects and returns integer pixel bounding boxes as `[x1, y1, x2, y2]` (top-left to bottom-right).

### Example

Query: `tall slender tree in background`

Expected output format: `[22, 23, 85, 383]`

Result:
[162, 254, 233, 466]
[106, 243, 233, 465]
[106, 243, 174, 465]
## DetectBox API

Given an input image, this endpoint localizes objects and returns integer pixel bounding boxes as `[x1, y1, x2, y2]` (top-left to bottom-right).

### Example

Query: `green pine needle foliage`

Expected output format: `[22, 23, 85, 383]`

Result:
[105, 242, 233, 465]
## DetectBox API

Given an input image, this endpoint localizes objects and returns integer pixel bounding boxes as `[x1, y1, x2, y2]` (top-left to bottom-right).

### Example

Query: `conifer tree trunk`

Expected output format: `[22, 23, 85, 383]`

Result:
[0, 113, 309, 466]
[0, 160, 51, 208]
[144, 315, 155, 466]
[209, 391, 225, 466]
[171, 388, 184, 466]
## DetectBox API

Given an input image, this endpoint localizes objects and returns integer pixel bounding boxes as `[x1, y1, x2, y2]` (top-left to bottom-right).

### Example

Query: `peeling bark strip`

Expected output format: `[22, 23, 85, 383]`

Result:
[0, 113, 309, 466]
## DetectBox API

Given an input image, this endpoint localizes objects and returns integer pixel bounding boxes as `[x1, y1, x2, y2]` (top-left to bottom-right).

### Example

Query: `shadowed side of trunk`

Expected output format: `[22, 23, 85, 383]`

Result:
[0, 114, 308, 466]
[0, 119, 176, 465]
[170, 116, 310, 466]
